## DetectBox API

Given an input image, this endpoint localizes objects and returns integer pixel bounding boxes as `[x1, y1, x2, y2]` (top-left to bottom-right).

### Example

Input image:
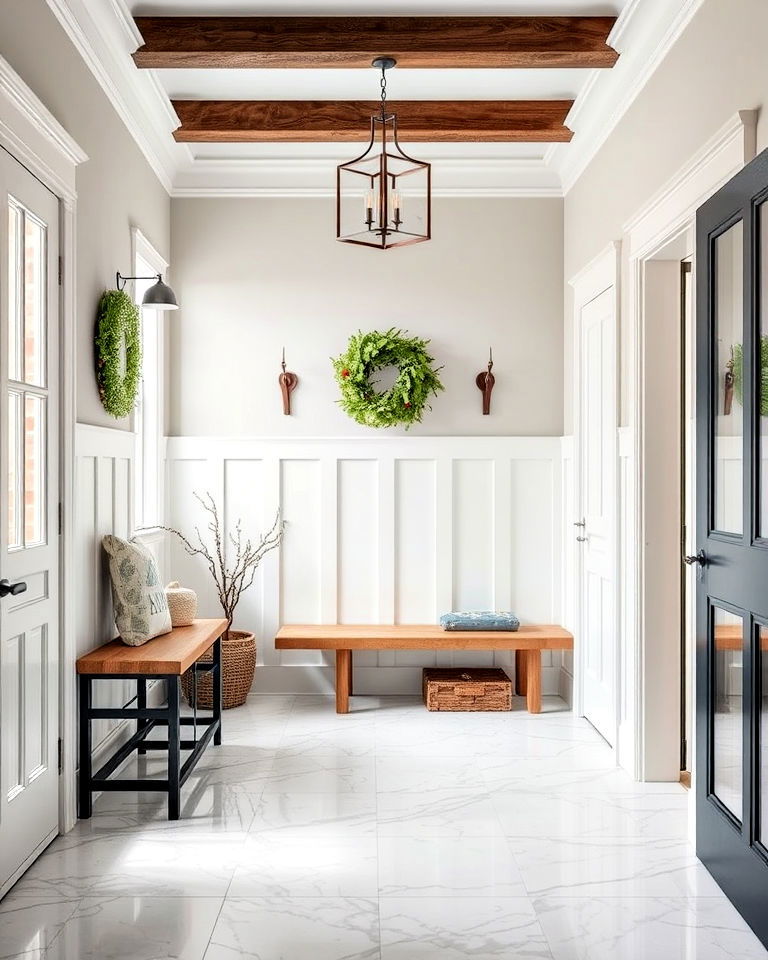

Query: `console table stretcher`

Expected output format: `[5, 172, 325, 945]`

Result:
[275, 624, 573, 714]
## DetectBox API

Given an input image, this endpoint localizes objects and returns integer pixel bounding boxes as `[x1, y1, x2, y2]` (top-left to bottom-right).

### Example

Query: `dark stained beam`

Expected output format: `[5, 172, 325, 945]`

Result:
[171, 100, 574, 143]
[134, 17, 618, 69]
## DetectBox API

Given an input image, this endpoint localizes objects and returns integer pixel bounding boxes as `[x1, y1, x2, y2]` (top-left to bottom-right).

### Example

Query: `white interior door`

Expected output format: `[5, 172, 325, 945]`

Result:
[577, 285, 617, 744]
[0, 147, 60, 896]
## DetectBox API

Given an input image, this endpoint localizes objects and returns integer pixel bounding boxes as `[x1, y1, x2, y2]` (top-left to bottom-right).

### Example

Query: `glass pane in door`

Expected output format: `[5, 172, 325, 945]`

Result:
[714, 221, 744, 535]
[22, 211, 46, 388]
[760, 623, 768, 844]
[760, 205, 768, 537]
[8, 203, 22, 381]
[7, 390, 22, 549]
[23, 393, 45, 546]
[713, 605, 744, 820]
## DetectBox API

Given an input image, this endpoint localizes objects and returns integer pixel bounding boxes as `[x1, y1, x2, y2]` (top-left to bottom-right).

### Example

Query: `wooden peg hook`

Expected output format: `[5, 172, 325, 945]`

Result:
[475, 347, 496, 415]
[279, 347, 299, 415]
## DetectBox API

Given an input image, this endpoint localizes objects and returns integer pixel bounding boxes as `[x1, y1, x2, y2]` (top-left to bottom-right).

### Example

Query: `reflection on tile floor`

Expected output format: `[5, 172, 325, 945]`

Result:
[2, 694, 767, 959]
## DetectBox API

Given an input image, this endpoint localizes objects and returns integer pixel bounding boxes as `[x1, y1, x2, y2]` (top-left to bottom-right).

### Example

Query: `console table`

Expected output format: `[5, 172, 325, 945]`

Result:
[76, 618, 227, 820]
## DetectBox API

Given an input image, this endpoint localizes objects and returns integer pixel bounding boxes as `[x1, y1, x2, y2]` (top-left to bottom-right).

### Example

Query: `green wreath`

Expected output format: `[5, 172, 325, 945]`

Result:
[332, 328, 444, 428]
[732, 336, 768, 416]
[95, 289, 141, 419]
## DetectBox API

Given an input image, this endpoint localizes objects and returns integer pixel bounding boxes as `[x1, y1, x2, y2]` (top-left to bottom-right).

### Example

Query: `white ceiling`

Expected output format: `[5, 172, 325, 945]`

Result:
[51, 0, 704, 195]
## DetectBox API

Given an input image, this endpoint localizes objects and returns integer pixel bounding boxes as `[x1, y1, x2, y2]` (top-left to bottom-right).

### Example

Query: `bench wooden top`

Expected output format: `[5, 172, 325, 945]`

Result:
[76, 618, 228, 675]
[276, 623, 573, 651]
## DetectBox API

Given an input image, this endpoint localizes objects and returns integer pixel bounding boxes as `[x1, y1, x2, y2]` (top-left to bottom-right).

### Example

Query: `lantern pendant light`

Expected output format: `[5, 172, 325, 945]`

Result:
[336, 57, 431, 250]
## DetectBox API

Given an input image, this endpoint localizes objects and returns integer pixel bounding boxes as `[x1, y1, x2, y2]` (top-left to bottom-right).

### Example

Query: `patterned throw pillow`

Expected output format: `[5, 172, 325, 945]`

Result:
[102, 535, 172, 646]
[440, 611, 520, 631]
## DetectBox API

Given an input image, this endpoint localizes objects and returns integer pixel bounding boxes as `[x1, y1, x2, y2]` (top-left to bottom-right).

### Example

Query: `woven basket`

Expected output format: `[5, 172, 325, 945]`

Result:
[181, 629, 256, 710]
[423, 667, 512, 712]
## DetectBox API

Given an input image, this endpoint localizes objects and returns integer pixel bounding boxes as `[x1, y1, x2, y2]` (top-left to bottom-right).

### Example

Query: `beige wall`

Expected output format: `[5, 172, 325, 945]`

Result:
[564, 0, 768, 430]
[0, 0, 170, 431]
[169, 196, 564, 437]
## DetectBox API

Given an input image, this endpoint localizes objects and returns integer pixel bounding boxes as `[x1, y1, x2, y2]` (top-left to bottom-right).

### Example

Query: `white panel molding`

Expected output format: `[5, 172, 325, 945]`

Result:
[166, 435, 565, 698]
[554, 0, 708, 194]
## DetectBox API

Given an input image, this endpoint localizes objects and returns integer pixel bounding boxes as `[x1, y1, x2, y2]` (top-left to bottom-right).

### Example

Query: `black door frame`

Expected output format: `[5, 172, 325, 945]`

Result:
[695, 146, 768, 947]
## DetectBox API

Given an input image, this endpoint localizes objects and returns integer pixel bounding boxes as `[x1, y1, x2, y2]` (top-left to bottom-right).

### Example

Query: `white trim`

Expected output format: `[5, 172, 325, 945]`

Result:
[554, 0, 708, 195]
[132, 226, 168, 273]
[0, 55, 87, 203]
[44, 0, 182, 193]
[0, 56, 86, 835]
[171, 185, 564, 199]
[623, 110, 755, 784]
[569, 242, 621, 742]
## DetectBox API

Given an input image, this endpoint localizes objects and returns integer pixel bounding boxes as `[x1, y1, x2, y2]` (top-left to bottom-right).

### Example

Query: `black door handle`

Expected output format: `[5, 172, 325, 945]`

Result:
[0, 579, 27, 598]
[684, 550, 707, 566]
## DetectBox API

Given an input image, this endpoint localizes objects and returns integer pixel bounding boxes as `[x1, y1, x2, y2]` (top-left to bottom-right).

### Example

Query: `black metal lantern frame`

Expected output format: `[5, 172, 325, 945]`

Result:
[336, 58, 431, 250]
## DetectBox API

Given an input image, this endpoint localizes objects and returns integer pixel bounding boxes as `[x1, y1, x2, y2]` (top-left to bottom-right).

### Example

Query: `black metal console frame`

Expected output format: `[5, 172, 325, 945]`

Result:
[78, 636, 222, 820]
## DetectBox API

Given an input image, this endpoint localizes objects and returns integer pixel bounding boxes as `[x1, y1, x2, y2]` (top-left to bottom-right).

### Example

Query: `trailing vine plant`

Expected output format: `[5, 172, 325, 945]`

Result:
[95, 289, 141, 419]
[332, 328, 444, 428]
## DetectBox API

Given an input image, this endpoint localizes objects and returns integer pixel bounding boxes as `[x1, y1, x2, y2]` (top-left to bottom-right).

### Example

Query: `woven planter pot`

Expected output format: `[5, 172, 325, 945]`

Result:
[181, 629, 256, 710]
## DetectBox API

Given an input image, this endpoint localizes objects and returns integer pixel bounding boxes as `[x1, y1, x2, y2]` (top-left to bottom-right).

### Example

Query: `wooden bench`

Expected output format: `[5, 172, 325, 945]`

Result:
[76, 618, 228, 820]
[275, 624, 573, 714]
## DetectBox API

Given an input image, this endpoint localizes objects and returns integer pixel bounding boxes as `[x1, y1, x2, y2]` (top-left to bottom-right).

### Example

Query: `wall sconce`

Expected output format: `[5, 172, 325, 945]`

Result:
[116, 271, 179, 310]
[279, 348, 299, 415]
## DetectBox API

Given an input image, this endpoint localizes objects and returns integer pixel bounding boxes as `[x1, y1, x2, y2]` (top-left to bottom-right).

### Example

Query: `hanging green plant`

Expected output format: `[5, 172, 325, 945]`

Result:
[95, 289, 141, 419]
[332, 328, 444, 428]
[732, 336, 768, 416]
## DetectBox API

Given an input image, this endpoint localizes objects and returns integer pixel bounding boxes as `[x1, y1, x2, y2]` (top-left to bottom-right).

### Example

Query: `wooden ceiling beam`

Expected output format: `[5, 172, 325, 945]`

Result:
[134, 17, 618, 69]
[171, 100, 574, 143]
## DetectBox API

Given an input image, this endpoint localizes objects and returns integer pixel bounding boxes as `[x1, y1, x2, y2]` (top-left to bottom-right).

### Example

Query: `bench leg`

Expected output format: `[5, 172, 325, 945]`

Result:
[167, 677, 181, 820]
[519, 650, 541, 714]
[78, 675, 92, 819]
[212, 636, 223, 746]
[137, 678, 148, 755]
[336, 650, 352, 714]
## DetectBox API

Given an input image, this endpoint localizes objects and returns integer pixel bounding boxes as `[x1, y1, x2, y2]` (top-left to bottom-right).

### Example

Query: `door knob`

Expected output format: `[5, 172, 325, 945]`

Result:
[576, 536, 587, 542]
[684, 550, 706, 566]
[0, 579, 27, 598]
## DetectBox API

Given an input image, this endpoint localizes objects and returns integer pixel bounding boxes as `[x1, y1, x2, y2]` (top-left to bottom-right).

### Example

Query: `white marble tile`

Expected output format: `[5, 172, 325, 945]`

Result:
[514, 837, 725, 897]
[277, 729, 376, 758]
[0, 895, 78, 958]
[491, 789, 689, 840]
[247, 793, 377, 838]
[533, 896, 768, 960]
[375, 756, 484, 794]
[479, 758, 683, 794]
[378, 836, 526, 897]
[43, 897, 223, 960]
[204, 897, 381, 960]
[229, 835, 378, 897]
[11, 831, 248, 899]
[379, 896, 553, 959]
[377, 790, 504, 838]
[262, 754, 376, 794]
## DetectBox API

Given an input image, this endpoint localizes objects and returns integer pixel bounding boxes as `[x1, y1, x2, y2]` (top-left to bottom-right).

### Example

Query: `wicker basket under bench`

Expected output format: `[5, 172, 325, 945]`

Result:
[423, 668, 512, 711]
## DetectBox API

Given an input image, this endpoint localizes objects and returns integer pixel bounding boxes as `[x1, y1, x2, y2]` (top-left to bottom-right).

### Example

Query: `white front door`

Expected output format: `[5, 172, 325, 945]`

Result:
[0, 148, 60, 895]
[577, 285, 617, 744]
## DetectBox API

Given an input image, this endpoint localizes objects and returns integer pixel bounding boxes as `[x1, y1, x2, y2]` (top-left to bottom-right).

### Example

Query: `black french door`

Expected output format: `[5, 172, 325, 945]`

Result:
[695, 146, 768, 946]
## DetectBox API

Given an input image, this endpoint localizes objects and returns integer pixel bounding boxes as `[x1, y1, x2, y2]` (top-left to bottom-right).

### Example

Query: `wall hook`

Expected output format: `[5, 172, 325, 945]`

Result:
[279, 347, 299, 415]
[475, 347, 496, 415]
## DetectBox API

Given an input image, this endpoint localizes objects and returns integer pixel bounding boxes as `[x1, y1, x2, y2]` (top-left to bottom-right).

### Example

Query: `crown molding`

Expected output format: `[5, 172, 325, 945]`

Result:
[45, 0, 186, 192]
[0, 54, 87, 201]
[551, 0, 708, 195]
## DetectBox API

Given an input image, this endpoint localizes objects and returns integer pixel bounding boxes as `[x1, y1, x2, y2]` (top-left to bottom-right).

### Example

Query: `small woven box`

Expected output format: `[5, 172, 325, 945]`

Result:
[423, 668, 512, 712]
[165, 581, 198, 627]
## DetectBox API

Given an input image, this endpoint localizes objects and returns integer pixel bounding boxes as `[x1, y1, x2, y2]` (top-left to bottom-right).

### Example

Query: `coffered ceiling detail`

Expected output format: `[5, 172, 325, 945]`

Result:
[45, 0, 707, 196]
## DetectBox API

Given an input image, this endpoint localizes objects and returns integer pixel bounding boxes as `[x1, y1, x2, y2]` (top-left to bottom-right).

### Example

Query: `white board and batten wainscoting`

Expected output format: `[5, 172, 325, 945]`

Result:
[166, 436, 572, 700]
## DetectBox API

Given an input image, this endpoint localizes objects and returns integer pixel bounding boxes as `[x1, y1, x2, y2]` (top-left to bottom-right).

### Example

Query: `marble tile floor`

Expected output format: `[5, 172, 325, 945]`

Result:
[2, 694, 767, 959]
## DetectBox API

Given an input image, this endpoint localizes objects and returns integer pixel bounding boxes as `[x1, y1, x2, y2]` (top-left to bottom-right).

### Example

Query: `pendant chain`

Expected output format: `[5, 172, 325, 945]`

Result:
[380, 66, 387, 121]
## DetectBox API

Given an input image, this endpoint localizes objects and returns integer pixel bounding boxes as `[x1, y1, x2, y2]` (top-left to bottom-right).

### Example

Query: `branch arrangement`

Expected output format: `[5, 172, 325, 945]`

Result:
[158, 492, 284, 635]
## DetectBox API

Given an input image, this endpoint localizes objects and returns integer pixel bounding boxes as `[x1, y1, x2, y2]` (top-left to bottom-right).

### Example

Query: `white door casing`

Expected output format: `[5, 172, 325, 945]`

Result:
[0, 148, 60, 895]
[571, 244, 619, 746]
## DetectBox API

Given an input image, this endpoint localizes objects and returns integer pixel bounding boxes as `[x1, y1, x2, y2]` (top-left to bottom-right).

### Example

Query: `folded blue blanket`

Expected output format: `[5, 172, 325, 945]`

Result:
[440, 611, 520, 631]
